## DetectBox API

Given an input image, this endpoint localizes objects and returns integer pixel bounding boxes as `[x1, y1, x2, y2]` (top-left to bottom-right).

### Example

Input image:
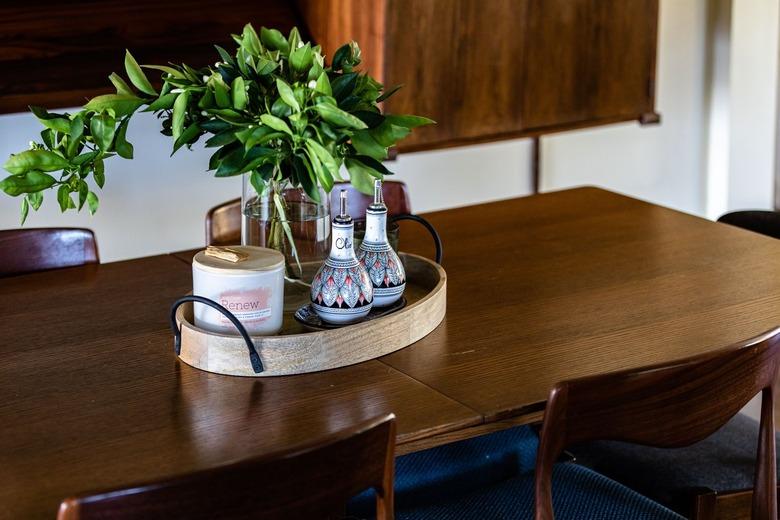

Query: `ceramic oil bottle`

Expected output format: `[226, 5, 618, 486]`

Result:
[310, 190, 373, 324]
[357, 180, 406, 307]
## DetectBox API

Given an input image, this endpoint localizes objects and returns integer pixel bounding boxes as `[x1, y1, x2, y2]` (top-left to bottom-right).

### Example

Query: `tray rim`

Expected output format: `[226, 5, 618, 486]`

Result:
[175, 252, 447, 377]
[176, 252, 445, 341]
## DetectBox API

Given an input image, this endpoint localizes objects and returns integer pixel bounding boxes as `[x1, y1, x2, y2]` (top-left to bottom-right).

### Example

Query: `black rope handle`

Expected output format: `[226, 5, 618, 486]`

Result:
[390, 213, 443, 264]
[170, 295, 264, 374]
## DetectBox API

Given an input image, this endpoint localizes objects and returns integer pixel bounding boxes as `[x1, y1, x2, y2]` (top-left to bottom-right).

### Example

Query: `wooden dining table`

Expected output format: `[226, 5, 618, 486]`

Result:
[3, 186, 780, 519]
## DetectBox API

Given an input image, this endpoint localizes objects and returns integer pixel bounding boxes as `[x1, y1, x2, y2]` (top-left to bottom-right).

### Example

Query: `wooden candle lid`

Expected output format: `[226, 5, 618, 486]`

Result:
[193, 246, 284, 274]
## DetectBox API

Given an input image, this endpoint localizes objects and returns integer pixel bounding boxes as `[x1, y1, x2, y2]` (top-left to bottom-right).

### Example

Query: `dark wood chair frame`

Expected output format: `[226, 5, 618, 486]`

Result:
[0, 227, 99, 277]
[205, 181, 413, 247]
[57, 413, 396, 520]
[535, 327, 780, 520]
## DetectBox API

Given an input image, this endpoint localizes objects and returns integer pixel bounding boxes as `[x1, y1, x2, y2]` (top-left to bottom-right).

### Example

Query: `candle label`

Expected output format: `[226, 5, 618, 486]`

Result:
[217, 287, 273, 326]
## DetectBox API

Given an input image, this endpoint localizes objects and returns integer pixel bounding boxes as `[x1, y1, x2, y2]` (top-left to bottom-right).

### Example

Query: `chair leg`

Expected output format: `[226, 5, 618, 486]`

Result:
[690, 489, 717, 520]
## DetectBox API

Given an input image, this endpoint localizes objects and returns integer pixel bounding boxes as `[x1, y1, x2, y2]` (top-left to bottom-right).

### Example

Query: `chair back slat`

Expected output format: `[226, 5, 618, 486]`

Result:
[330, 180, 412, 219]
[0, 228, 98, 277]
[205, 181, 412, 246]
[535, 328, 780, 520]
[205, 197, 241, 246]
[58, 414, 396, 520]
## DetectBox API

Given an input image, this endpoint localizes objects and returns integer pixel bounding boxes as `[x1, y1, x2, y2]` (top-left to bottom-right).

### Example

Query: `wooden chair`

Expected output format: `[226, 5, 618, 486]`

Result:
[205, 181, 412, 246]
[718, 210, 780, 239]
[0, 228, 99, 277]
[205, 197, 241, 246]
[398, 328, 780, 519]
[536, 327, 780, 520]
[57, 413, 396, 520]
[330, 180, 412, 219]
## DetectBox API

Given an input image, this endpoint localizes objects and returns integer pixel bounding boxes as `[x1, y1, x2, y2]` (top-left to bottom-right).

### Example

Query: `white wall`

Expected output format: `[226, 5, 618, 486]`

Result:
[727, 0, 779, 211]
[0, 0, 762, 262]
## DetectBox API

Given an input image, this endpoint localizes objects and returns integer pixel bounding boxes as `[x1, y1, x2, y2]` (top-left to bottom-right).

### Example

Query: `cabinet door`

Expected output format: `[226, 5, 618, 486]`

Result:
[382, 0, 658, 151]
[518, 0, 658, 131]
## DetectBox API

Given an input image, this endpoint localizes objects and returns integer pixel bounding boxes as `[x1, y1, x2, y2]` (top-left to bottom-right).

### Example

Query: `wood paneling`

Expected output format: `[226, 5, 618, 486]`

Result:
[300, 0, 659, 151]
[0, 0, 300, 113]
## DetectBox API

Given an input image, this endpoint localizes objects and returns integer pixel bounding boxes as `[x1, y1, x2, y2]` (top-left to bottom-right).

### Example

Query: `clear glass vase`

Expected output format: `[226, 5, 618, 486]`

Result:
[241, 176, 330, 308]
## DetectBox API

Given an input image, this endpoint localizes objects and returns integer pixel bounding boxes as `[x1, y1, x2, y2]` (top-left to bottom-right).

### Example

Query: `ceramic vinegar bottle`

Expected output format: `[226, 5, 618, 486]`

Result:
[357, 180, 406, 307]
[310, 190, 374, 324]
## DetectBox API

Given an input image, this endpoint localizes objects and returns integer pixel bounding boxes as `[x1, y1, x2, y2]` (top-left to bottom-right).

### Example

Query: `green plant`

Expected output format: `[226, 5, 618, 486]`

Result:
[1, 24, 433, 225]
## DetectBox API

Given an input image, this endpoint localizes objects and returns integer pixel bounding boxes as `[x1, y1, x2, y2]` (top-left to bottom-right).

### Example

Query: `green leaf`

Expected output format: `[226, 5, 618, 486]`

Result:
[249, 170, 267, 196]
[114, 119, 133, 159]
[232, 77, 247, 110]
[124, 50, 157, 96]
[85, 94, 145, 117]
[259, 114, 293, 135]
[276, 78, 300, 112]
[314, 71, 332, 96]
[93, 158, 105, 188]
[241, 23, 262, 55]
[289, 42, 313, 74]
[29, 106, 70, 134]
[86, 191, 99, 215]
[294, 154, 320, 202]
[214, 45, 234, 66]
[376, 84, 403, 102]
[27, 191, 43, 210]
[305, 144, 333, 192]
[90, 112, 116, 152]
[351, 130, 387, 160]
[237, 126, 284, 149]
[353, 154, 392, 176]
[77, 180, 88, 210]
[368, 120, 411, 147]
[385, 114, 436, 128]
[109, 73, 135, 96]
[67, 115, 85, 158]
[57, 185, 72, 212]
[20, 197, 29, 225]
[345, 158, 377, 195]
[4, 150, 69, 175]
[144, 93, 178, 112]
[270, 98, 292, 118]
[172, 122, 201, 154]
[305, 139, 341, 182]
[210, 75, 230, 108]
[0, 171, 56, 196]
[215, 146, 246, 177]
[172, 91, 189, 140]
[287, 27, 302, 55]
[142, 64, 187, 80]
[331, 73, 358, 101]
[260, 27, 289, 53]
[205, 130, 237, 148]
[314, 103, 367, 129]
[73, 151, 98, 166]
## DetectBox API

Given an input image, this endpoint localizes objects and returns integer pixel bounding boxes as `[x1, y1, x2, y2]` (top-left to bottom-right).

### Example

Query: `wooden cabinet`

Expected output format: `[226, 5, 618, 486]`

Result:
[1, 0, 659, 153]
[299, 0, 659, 152]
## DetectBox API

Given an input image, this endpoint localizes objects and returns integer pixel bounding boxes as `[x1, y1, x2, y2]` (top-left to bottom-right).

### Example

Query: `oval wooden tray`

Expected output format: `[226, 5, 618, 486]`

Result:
[175, 253, 446, 377]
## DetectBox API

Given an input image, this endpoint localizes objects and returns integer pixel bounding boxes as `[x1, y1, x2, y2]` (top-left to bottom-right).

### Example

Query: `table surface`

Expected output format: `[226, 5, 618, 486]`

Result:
[3, 187, 780, 519]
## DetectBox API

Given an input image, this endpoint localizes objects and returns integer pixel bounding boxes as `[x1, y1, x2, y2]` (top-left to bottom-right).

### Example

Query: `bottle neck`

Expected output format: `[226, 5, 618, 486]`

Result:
[364, 209, 388, 244]
[330, 222, 357, 261]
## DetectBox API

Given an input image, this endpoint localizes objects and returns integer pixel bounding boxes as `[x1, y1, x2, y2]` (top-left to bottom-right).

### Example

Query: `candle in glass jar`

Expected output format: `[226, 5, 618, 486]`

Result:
[192, 246, 284, 335]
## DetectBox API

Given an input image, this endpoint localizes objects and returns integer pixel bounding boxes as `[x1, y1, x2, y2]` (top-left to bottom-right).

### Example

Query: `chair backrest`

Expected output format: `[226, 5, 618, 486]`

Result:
[205, 197, 242, 246]
[205, 181, 412, 246]
[0, 228, 99, 277]
[58, 413, 396, 520]
[534, 328, 780, 520]
[331, 180, 412, 219]
[717, 210, 780, 239]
